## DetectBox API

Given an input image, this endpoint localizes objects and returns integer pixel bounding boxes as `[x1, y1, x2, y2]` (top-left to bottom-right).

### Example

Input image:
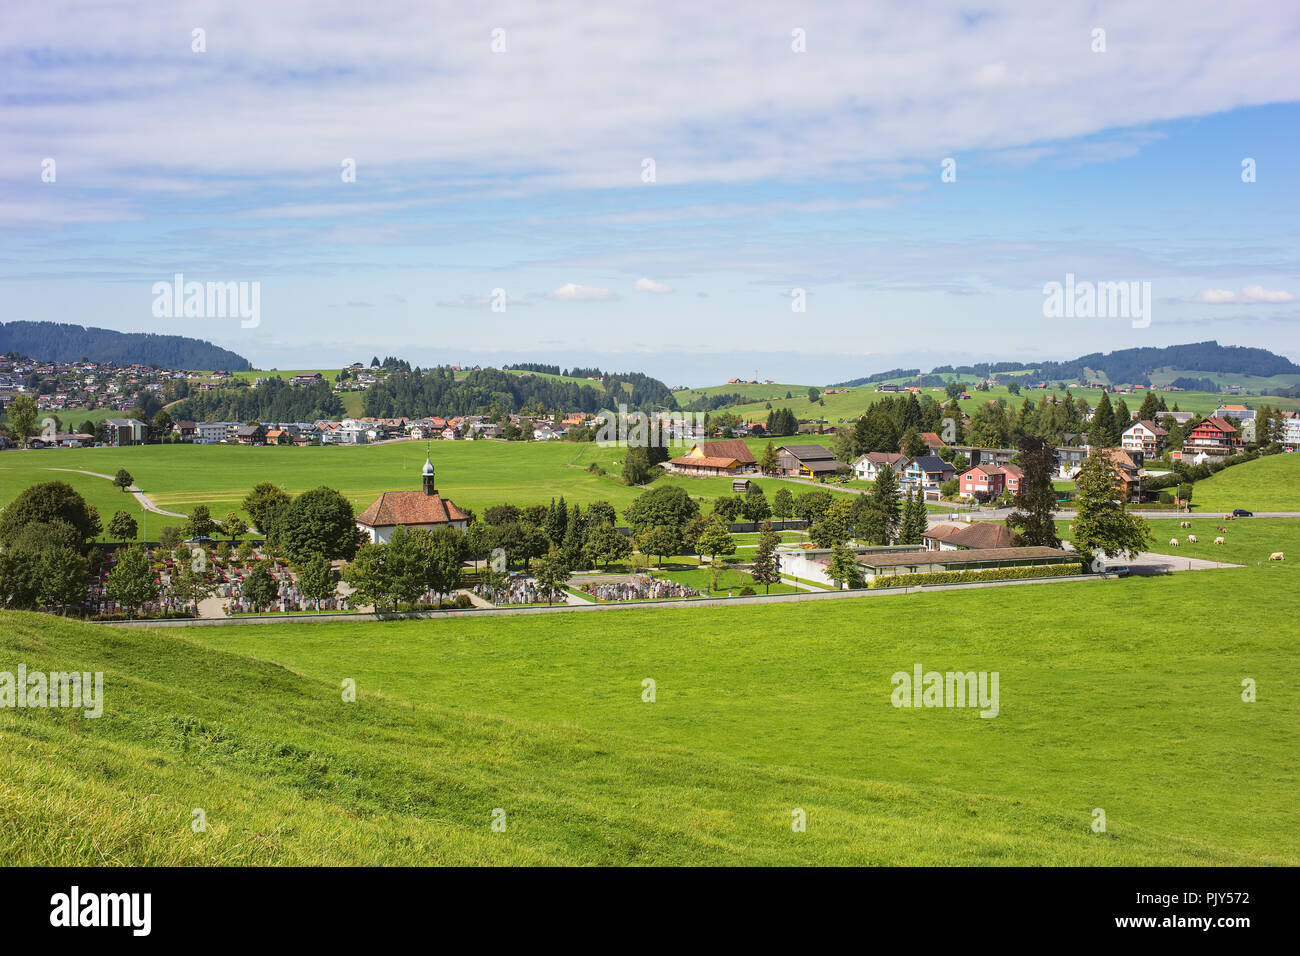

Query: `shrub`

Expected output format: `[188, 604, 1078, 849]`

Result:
[868, 563, 1084, 588]
[738, 585, 756, 595]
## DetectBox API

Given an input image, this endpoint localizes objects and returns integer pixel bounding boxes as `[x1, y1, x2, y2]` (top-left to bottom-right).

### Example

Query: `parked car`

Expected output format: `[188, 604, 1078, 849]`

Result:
[1110, 566, 1132, 577]
[1232, 508, 1253, 517]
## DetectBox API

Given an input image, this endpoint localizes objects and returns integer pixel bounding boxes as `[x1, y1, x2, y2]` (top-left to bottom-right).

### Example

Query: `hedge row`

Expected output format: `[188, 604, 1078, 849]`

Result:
[868, 563, 1085, 588]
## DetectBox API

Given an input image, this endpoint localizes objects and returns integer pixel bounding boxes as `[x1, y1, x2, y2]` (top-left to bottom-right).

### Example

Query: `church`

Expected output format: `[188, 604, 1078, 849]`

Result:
[355, 455, 469, 544]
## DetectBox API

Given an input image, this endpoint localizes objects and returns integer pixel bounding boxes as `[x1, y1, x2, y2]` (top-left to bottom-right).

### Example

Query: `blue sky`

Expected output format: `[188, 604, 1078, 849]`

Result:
[2, 1, 1298, 385]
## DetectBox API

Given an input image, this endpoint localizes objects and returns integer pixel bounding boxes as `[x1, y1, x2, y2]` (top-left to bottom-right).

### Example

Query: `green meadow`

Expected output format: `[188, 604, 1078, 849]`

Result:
[3, 537, 1297, 864]
[1185, 451, 1300, 513]
[0, 440, 858, 540]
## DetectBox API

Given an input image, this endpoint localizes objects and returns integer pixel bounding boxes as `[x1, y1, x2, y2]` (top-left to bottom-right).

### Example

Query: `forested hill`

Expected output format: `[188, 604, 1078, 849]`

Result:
[0, 321, 251, 370]
[1009, 342, 1299, 385]
[362, 366, 676, 418]
[834, 342, 1299, 388]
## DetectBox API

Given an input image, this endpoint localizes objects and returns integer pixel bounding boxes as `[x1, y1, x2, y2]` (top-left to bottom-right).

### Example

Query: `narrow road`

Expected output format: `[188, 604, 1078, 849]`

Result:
[44, 467, 186, 517]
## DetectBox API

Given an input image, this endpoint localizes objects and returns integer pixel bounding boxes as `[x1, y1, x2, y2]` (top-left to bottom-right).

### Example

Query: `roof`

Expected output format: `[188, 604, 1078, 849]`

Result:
[949, 522, 1019, 549]
[923, 522, 966, 542]
[802, 458, 850, 473]
[670, 455, 739, 469]
[356, 491, 468, 527]
[858, 546, 1071, 569]
[919, 432, 945, 444]
[1199, 417, 1239, 434]
[701, 439, 756, 463]
[855, 451, 906, 466]
[911, 454, 954, 472]
[1128, 419, 1168, 436]
[779, 443, 839, 461]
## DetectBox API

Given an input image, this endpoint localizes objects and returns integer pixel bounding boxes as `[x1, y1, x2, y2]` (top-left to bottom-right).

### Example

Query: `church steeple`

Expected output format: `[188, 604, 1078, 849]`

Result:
[422, 454, 436, 496]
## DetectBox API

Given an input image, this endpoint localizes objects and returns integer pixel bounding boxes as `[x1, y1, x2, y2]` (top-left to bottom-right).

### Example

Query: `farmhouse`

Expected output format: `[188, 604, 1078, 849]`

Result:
[667, 439, 756, 476]
[776, 444, 848, 478]
[102, 418, 146, 446]
[355, 457, 469, 544]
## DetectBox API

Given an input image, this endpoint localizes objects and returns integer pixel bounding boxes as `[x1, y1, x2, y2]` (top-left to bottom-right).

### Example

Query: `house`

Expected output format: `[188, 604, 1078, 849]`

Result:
[355, 457, 469, 544]
[1121, 420, 1168, 458]
[958, 465, 1005, 500]
[898, 455, 955, 500]
[852, 452, 906, 482]
[775, 444, 848, 478]
[234, 424, 267, 444]
[900, 431, 947, 455]
[103, 418, 147, 446]
[196, 421, 234, 444]
[1281, 412, 1300, 446]
[1184, 417, 1241, 457]
[668, 439, 756, 476]
[1055, 446, 1087, 479]
[954, 446, 1017, 468]
[172, 420, 198, 441]
[264, 428, 293, 445]
[1095, 447, 1143, 500]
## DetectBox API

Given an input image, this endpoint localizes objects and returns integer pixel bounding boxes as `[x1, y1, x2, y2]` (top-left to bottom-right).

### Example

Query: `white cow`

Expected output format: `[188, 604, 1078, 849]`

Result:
[1214, 536, 1225, 545]
[1169, 538, 1179, 547]
[1187, 535, 1198, 543]
[1269, 552, 1285, 562]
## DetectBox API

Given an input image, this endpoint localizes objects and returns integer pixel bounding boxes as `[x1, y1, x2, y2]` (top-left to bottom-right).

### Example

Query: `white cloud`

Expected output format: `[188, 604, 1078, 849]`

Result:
[1183, 286, 1294, 304]
[635, 277, 673, 294]
[547, 283, 616, 301]
[438, 292, 528, 308]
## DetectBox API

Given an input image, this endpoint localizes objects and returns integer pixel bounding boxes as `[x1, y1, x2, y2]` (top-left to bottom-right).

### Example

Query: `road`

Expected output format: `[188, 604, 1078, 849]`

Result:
[45, 467, 186, 516]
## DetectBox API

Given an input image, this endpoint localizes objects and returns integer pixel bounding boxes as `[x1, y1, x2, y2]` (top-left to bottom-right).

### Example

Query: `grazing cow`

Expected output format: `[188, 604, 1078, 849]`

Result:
[1180, 521, 1191, 529]
[1217, 526, 1228, 533]
[1169, 538, 1179, 547]
[1214, 537, 1225, 545]
[1187, 535, 1198, 543]
[1269, 552, 1285, 562]
[1068, 524, 1075, 532]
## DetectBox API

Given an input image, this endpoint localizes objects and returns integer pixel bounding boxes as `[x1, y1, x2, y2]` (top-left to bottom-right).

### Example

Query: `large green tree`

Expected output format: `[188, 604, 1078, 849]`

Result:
[0, 481, 101, 553]
[5, 394, 40, 448]
[624, 485, 699, 535]
[242, 481, 292, 536]
[1005, 438, 1061, 548]
[105, 546, 158, 617]
[1072, 450, 1152, 570]
[277, 486, 358, 564]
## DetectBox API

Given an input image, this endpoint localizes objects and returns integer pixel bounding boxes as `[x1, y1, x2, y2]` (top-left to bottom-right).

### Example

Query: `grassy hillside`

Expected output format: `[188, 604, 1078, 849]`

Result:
[6, 540, 1299, 864]
[1188, 452, 1300, 513]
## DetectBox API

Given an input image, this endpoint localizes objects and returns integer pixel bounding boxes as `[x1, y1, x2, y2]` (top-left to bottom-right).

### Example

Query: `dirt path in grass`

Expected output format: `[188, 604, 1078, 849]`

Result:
[44, 467, 186, 517]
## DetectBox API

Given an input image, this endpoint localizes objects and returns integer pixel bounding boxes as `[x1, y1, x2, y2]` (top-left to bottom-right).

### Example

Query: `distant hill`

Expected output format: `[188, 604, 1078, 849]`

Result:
[833, 342, 1299, 388]
[0, 321, 251, 370]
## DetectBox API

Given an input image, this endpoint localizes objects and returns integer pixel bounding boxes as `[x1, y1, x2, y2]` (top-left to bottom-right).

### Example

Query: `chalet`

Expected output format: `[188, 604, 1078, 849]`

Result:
[355, 457, 469, 543]
[171, 420, 198, 441]
[1184, 417, 1241, 458]
[775, 444, 848, 478]
[234, 424, 267, 444]
[851, 452, 906, 482]
[264, 428, 293, 445]
[954, 446, 1017, 468]
[1121, 420, 1168, 458]
[668, 439, 757, 476]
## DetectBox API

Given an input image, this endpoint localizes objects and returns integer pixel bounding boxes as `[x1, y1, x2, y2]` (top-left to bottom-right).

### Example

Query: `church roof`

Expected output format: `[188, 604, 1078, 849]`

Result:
[356, 491, 467, 528]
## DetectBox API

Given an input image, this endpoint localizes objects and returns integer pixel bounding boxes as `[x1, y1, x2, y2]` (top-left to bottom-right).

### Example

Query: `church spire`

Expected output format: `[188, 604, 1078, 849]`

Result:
[422, 443, 436, 496]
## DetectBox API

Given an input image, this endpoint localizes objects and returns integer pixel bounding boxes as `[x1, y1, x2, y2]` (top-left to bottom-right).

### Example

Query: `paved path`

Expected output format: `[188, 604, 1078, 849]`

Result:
[45, 467, 186, 517]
